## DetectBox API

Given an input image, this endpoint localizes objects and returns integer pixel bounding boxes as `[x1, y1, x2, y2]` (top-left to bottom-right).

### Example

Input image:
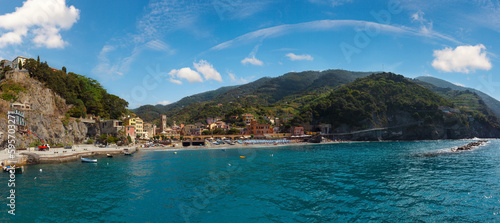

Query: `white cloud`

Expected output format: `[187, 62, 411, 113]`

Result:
[411, 10, 425, 22]
[92, 45, 121, 76]
[409, 10, 434, 36]
[92, 45, 143, 78]
[169, 78, 182, 85]
[241, 56, 263, 66]
[286, 53, 314, 61]
[309, 0, 353, 7]
[168, 67, 203, 83]
[228, 71, 248, 84]
[145, 39, 175, 54]
[454, 83, 465, 87]
[193, 60, 222, 82]
[210, 20, 459, 51]
[0, 0, 80, 48]
[432, 44, 492, 73]
[157, 100, 171, 105]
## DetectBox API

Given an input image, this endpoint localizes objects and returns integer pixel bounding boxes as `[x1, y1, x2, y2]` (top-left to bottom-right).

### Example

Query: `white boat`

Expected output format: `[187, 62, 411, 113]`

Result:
[81, 157, 97, 163]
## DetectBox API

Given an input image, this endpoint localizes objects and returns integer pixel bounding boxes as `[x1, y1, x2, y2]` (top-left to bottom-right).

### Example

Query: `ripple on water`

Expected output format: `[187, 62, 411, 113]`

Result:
[2, 140, 500, 222]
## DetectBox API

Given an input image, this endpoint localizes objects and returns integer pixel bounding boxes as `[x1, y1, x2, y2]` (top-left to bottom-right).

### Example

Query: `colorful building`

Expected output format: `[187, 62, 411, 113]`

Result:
[243, 113, 254, 125]
[249, 120, 273, 135]
[135, 117, 144, 138]
[293, 127, 304, 136]
[123, 117, 136, 127]
[125, 125, 136, 142]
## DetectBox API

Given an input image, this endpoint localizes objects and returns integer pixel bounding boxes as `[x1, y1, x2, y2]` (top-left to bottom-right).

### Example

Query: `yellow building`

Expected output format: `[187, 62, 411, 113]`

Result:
[123, 117, 145, 138]
[123, 117, 136, 127]
[135, 117, 144, 138]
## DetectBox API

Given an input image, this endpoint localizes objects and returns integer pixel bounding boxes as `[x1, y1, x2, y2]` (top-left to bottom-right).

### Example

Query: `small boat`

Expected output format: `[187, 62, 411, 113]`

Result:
[107, 154, 113, 158]
[3, 165, 23, 173]
[81, 157, 97, 163]
[240, 156, 246, 159]
[124, 152, 132, 156]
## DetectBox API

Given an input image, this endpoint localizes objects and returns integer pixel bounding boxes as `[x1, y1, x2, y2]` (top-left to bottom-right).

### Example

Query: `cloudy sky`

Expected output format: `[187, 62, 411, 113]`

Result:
[1, 0, 500, 108]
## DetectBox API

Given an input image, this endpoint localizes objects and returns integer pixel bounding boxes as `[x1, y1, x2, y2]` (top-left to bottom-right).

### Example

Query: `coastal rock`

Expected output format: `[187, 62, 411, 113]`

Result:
[0, 72, 98, 149]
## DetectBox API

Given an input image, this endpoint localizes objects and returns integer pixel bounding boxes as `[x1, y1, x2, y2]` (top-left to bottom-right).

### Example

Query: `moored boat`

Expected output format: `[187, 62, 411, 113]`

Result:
[3, 165, 23, 173]
[81, 157, 97, 163]
[107, 154, 113, 157]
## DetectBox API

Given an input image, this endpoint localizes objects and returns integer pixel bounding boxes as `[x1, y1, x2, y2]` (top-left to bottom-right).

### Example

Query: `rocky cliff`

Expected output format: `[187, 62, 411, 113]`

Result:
[0, 72, 97, 148]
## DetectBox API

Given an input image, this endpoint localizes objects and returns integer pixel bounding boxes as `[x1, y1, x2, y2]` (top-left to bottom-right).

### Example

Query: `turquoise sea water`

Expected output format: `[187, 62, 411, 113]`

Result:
[2, 140, 500, 222]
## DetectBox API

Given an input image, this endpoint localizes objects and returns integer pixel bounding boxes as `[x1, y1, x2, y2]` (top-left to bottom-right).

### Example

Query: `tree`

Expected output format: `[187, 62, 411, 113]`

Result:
[0, 66, 13, 79]
[212, 128, 225, 135]
[202, 130, 210, 135]
[227, 128, 241, 135]
[62, 66, 67, 73]
[99, 134, 107, 143]
[18, 61, 23, 70]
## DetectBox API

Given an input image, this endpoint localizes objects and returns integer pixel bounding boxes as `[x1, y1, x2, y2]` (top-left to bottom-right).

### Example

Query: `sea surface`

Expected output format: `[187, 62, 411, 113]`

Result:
[2, 140, 500, 222]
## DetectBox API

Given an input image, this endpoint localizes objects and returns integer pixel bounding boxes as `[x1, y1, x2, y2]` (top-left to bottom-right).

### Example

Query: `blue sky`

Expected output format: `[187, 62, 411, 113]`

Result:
[1, 0, 500, 108]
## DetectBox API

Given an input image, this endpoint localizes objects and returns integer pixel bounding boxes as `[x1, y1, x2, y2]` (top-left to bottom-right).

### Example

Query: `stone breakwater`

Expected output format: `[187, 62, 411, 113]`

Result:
[453, 140, 489, 152]
[0, 145, 138, 166]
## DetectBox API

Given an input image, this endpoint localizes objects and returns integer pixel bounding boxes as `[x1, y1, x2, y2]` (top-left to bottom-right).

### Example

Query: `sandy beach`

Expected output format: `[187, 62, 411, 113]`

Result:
[0, 140, 346, 166]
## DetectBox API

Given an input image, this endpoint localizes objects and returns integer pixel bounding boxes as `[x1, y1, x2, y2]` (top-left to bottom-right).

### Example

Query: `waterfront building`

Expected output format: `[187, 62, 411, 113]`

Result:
[183, 124, 197, 136]
[143, 123, 156, 139]
[249, 120, 273, 135]
[99, 120, 124, 136]
[125, 125, 136, 142]
[123, 117, 136, 127]
[293, 127, 304, 136]
[135, 117, 144, 138]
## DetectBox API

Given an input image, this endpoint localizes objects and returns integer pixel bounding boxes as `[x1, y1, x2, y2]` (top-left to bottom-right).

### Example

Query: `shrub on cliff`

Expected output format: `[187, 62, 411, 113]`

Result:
[23, 57, 128, 119]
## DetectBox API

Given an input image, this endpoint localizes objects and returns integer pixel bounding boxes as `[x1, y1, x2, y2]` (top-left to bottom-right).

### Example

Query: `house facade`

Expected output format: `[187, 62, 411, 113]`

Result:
[249, 121, 273, 135]
[135, 117, 144, 138]
[293, 127, 304, 135]
[99, 120, 124, 136]
[125, 125, 136, 142]
[12, 56, 28, 70]
[243, 113, 254, 125]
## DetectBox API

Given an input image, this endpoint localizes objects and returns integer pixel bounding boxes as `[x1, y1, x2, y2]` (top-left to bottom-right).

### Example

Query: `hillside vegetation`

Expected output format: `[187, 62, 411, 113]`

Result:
[23, 57, 128, 119]
[134, 69, 374, 124]
[308, 73, 453, 129]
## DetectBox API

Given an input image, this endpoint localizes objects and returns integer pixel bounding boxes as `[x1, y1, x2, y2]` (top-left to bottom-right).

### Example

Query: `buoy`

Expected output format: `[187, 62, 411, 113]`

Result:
[34, 177, 37, 179]
[39, 169, 42, 172]
[228, 163, 231, 166]
[240, 156, 246, 159]
[174, 152, 177, 154]
[270, 154, 273, 157]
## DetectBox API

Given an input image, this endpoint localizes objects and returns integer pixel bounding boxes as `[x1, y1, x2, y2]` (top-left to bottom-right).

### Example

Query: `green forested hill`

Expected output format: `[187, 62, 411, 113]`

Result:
[416, 76, 500, 118]
[134, 69, 374, 123]
[308, 73, 453, 129]
[303, 73, 500, 139]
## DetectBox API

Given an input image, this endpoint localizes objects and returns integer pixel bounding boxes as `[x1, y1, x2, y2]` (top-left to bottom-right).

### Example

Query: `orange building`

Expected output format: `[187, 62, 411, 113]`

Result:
[293, 127, 304, 135]
[249, 121, 273, 135]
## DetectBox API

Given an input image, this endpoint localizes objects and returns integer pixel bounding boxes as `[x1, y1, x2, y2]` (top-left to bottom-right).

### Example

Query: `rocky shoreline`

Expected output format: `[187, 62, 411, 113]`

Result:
[452, 140, 489, 152]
